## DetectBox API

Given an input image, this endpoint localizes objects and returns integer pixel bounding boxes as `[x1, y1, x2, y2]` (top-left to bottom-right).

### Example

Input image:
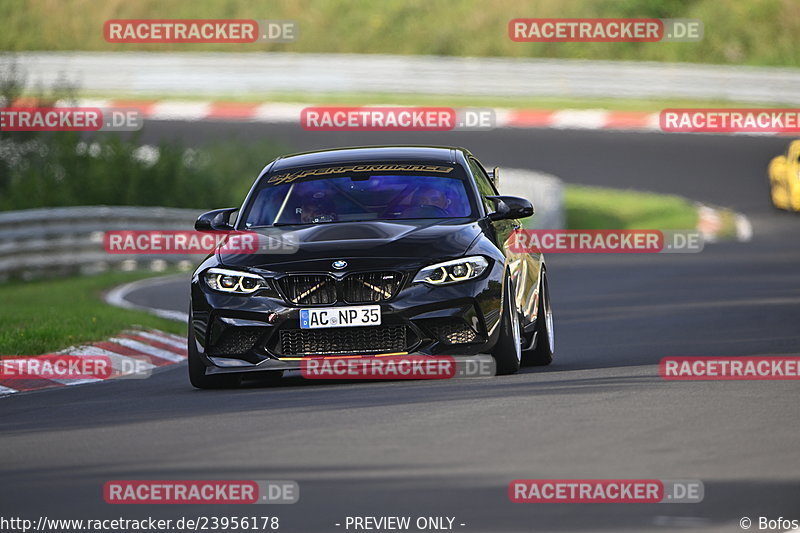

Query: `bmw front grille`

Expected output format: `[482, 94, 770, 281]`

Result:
[278, 272, 403, 305]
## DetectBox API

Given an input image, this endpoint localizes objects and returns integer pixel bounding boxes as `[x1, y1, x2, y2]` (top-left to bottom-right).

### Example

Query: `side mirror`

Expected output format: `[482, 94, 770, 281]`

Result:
[195, 208, 238, 232]
[488, 166, 500, 187]
[485, 195, 534, 221]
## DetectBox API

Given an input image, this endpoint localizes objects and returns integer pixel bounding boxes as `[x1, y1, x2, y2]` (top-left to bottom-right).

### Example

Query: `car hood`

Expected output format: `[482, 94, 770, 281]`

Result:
[219, 219, 482, 272]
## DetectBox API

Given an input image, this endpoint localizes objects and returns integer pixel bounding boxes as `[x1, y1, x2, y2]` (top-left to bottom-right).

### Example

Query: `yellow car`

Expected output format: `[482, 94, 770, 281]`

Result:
[769, 139, 800, 211]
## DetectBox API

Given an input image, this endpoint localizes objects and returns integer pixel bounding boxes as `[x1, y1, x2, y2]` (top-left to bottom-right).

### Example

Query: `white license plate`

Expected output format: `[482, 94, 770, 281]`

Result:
[300, 305, 381, 329]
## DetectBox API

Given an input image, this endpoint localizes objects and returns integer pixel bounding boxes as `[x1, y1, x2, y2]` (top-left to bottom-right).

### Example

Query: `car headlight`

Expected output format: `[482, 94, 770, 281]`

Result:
[413, 256, 489, 286]
[204, 268, 269, 294]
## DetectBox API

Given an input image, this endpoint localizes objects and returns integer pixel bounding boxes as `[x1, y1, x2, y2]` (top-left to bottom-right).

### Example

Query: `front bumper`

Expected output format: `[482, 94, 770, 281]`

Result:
[190, 265, 504, 375]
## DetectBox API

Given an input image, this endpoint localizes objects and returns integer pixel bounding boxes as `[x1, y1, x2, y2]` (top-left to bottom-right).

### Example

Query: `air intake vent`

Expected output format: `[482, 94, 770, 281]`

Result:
[280, 325, 408, 356]
[208, 327, 265, 356]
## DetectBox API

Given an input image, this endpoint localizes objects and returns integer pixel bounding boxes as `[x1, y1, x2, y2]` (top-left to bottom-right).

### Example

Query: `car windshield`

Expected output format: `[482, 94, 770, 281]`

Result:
[242, 168, 475, 227]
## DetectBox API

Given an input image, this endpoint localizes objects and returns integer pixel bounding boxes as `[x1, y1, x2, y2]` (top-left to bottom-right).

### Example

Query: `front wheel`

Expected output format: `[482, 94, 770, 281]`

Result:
[492, 274, 522, 375]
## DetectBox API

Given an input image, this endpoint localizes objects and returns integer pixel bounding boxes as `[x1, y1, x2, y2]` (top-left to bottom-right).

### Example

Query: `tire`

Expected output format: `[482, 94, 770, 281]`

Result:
[188, 330, 242, 389]
[522, 270, 554, 367]
[492, 273, 522, 375]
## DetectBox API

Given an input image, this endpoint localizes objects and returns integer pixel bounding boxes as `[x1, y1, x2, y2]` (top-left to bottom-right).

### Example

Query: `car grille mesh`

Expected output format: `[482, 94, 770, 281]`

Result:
[278, 275, 337, 305]
[421, 318, 483, 345]
[342, 272, 403, 303]
[278, 272, 402, 305]
[280, 325, 408, 356]
[208, 327, 265, 356]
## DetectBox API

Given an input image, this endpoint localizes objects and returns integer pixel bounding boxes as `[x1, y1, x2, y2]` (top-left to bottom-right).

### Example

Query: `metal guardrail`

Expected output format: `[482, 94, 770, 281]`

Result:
[5, 52, 800, 104]
[0, 169, 564, 281]
[0, 206, 204, 280]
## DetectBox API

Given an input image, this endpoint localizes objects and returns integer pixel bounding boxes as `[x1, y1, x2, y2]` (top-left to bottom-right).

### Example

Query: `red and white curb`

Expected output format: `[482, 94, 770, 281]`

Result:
[696, 204, 753, 243]
[46, 99, 790, 136]
[0, 329, 186, 396]
[78, 100, 663, 131]
[4, 96, 788, 135]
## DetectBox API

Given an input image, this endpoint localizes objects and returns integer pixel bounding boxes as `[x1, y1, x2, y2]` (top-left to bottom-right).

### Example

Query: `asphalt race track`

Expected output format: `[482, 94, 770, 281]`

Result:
[2, 123, 799, 532]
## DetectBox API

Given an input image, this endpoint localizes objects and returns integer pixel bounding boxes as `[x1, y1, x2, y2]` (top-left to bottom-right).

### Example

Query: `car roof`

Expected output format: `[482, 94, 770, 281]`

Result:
[269, 146, 471, 171]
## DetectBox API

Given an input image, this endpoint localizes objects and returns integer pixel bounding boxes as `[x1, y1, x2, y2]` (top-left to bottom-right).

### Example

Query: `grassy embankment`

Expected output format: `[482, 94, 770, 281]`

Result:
[2, 0, 799, 67]
[0, 271, 185, 356]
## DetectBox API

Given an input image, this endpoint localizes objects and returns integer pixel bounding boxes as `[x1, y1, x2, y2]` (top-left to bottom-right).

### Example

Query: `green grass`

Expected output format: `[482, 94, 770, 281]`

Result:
[564, 185, 698, 229]
[2, 0, 799, 67]
[72, 90, 774, 112]
[0, 271, 185, 356]
[0, 131, 287, 212]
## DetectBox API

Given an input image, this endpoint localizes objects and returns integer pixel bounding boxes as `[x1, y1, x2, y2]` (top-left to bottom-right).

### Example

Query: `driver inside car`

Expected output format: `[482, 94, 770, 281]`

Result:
[299, 192, 338, 223]
[401, 185, 451, 217]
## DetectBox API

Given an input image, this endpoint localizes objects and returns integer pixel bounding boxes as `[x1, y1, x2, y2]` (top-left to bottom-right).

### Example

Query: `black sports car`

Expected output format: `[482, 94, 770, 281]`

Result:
[189, 146, 554, 388]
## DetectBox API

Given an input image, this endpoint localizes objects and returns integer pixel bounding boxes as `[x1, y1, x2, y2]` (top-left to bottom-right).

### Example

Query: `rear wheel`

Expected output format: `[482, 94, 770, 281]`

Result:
[188, 330, 242, 389]
[492, 274, 522, 375]
[522, 270, 554, 366]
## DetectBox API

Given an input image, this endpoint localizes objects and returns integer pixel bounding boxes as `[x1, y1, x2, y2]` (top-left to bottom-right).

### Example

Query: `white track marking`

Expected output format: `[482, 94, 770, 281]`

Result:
[108, 337, 186, 363]
[148, 101, 212, 121]
[253, 103, 305, 122]
[0, 384, 19, 396]
[550, 109, 610, 129]
[128, 330, 186, 351]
